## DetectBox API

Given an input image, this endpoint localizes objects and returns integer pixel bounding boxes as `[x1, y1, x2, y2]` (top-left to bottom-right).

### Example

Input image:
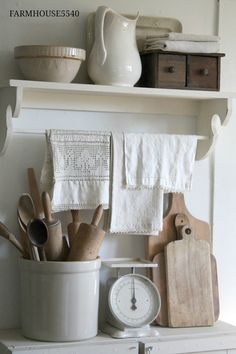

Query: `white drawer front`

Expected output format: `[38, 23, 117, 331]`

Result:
[140, 340, 232, 354]
[141, 347, 227, 354]
[187, 351, 227, 354]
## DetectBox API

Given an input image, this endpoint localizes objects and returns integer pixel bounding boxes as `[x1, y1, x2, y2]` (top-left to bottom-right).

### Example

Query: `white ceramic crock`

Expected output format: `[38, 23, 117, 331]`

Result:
[19, 258, 101, 341]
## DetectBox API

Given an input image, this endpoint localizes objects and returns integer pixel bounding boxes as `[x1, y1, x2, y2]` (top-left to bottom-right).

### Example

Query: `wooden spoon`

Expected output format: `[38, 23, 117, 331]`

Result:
[18, 193, 40, 260]
[17, 212, 31, 259]
[18, 193, 36, 227]
[0, 221, 24, 254]
[27, 219, 48, 261]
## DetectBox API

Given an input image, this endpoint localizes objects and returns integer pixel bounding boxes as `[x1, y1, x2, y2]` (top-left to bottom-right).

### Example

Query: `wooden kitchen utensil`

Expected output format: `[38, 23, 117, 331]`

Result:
[147, 192, 212, 261]
[17, 212, 32, 259]
[0, 221, 25, 255]
[27, 218, 48, 261]
[42, 191, 65, 261]
[152, 213, 219, 326]
[67, 204, 105, 261]
[211, 255, 220, 321]
[165, 224, 215, 327]
[175, 213, 220, 321]
[148, 192, 212, 292]
[151, 212, 190, 326]
[27, 167, 44, 219]
[152, 252, 168, 326]
[67, 210, 80, 247]
[17, 193, 40, 260]
[18, 193, 36, 227]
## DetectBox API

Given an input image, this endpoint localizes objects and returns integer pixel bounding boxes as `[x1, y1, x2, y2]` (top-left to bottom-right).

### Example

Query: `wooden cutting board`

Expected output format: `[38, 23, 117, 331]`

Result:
[153, 254, 218, 327]
[152, 213, 219, 326]
[175, 213, 220, 321]
[165, 225, 215, 327]
[146, 193, 212, 262]
[152, 252, 219, 326]
[152, 253, 168, 326]
[211, 254, 220, 321]
[152, 213, 190, 326]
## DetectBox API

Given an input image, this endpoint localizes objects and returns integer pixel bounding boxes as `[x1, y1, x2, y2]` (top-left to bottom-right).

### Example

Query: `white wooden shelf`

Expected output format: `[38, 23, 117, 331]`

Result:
[0, 79, 233, 159]
[0, 321, 236, 354]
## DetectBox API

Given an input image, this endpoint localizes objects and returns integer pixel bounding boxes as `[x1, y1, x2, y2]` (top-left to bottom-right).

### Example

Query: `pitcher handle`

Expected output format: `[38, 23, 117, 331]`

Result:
[94, 6, 110, 65]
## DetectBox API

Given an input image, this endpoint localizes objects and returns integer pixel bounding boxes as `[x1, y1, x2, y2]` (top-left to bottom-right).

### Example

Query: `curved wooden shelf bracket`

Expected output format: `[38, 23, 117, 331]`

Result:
[195, 97, 232, 160]
[0, 86, 22, 156]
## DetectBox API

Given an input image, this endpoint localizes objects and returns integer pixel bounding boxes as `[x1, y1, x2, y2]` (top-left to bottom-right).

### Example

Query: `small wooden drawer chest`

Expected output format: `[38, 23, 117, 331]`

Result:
[139, 51, 225, 91]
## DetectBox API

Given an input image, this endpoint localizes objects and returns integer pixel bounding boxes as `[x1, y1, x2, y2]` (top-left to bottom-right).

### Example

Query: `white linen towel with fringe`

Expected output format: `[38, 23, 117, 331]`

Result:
[124, 133, 197, 192]
[40, 129, 111, 212]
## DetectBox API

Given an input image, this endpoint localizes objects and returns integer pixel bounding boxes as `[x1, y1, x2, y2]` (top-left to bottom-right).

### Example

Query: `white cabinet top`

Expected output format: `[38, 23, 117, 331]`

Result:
[0, 321, 235, 354]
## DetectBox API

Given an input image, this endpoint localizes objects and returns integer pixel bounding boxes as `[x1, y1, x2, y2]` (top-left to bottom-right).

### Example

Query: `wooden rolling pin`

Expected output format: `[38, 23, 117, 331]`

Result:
[67, 205, 105, 261]
[67, 210, 80, 247]
[42, 191, 65, 261]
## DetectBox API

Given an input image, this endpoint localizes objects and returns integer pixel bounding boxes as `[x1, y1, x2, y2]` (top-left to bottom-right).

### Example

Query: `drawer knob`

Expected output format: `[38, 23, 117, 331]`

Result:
[201, 68, 209, 76]
[168, 66, 176, 73]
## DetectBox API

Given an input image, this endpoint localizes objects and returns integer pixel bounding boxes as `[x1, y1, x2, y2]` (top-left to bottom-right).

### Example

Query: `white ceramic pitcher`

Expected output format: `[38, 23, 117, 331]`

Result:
[88, 6, 141, 86]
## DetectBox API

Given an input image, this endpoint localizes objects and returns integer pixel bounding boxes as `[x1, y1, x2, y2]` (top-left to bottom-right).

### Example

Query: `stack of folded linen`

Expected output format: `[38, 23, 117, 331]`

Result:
[143, 32, 220, 53]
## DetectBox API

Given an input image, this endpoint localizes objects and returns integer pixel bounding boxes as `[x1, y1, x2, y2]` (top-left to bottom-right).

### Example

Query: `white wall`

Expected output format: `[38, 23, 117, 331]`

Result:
[0, 0, 218, 84]
[1, 0, 235, 329]
[210, 0, 236, 327]
[218, 0, 236, 93]
[214, 101, 236, 326]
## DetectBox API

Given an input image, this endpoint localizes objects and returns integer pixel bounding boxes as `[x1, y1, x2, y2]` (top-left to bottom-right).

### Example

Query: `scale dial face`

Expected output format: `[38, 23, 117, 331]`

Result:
[108, 274, 160, 328]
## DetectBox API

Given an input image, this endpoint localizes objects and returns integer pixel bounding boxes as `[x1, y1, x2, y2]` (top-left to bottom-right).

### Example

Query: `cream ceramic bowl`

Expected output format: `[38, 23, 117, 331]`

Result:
[14, 45, 86, 83]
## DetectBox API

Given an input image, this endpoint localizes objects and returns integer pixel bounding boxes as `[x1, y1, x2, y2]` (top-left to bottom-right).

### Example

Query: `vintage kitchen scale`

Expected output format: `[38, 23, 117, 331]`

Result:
[101, 258, 161, 338]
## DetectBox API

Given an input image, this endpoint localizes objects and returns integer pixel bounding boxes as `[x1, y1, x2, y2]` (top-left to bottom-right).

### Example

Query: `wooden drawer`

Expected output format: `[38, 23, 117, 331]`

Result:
[157, 54, 186, 88]
[187, 55, 219, 90]
[139, 52, 186, 89]
[139, 51, 224, 91]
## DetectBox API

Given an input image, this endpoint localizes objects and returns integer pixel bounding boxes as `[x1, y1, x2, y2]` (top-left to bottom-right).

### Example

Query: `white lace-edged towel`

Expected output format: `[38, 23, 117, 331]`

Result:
[107, 133, 164, 235]
[40, 129, 111, 212]
[124, 133, 197, 192]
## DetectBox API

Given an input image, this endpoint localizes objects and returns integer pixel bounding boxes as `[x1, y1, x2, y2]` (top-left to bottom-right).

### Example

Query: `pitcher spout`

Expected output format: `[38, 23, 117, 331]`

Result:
[132, 11, 139, 23]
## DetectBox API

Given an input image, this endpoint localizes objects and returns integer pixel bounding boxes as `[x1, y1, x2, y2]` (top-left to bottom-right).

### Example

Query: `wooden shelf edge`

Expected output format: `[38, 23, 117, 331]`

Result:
[0, 80, 233, 159]
[8, 79, 234, 99]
